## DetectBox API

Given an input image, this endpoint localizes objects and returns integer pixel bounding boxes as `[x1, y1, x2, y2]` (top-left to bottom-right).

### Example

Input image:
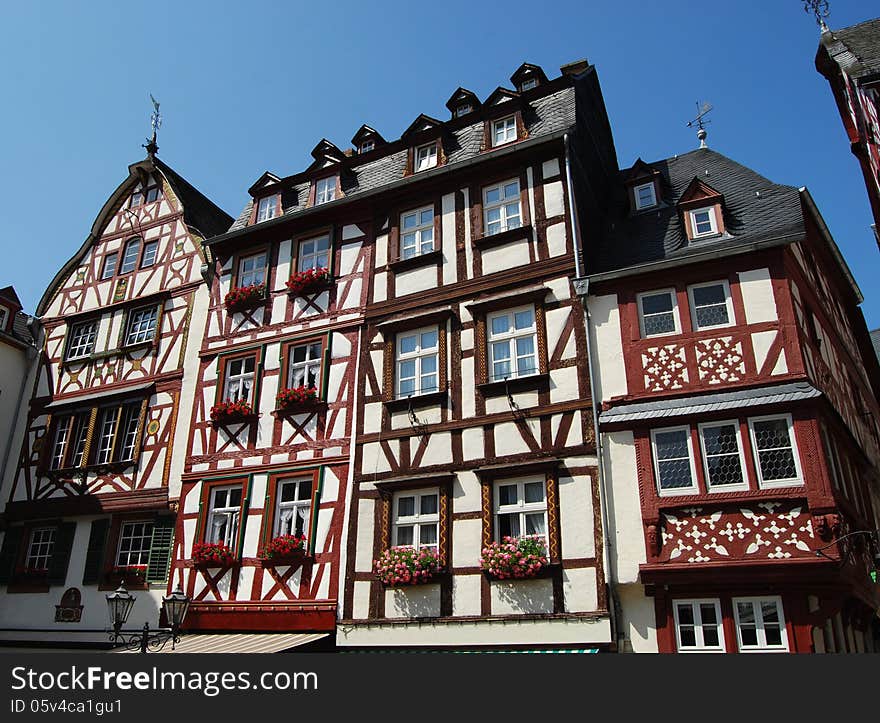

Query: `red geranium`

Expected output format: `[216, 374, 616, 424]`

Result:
[373, 546, 443, 586]
[261, 534, 308, 560]
[285, 267, 330, 297]
[276, 385, 318, 409]
[479, 535, 548, 580]
[210, 399, 253, 422]
[192, 542, 236, 567]
[224, 282, 266, 310]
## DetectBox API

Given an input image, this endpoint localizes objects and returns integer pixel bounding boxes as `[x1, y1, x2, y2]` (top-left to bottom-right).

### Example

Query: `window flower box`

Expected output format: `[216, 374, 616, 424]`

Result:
[285, 267, 331, 298]
[224, 282, 266, 312]
[105, 565, 148, 588]
[192, 542, 237, 569]
[373, 546, 443, 586]
[275, 385, 320, 413]
[210, 399, 254, 425]
[15, 566, 49, 582]
[259, 534, 308, 566]
[480, 535, 549, 580]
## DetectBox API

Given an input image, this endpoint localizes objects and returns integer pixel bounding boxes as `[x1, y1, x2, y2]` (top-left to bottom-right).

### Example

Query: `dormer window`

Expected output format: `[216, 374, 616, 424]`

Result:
[492, 116, 517, 147]
[689, 207, 718, 238]
[634, 182, 657, 210]
[415, 143, 438, 172]
[256, 196, 278, 222]
[455, 104, 472, 118]
[129, 181, 162, 208]
[359, 140, 375, 154]
[0, 307, 8, 332]
[519, 78, 538, 92]
[315, 177, 336, 205]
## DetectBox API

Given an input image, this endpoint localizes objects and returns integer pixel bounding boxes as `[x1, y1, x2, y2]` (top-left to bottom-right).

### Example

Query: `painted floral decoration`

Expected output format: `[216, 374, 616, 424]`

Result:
[209, 399, 253, 422]
[192, 542, 236, 567]
[373, 546, 443, 586]
[276, 385, 318, 409]
[285, 267, 331, 297]
[261, 534, 308, 561]
[224, 282, 266, 310]
[480, 535, 548, 580]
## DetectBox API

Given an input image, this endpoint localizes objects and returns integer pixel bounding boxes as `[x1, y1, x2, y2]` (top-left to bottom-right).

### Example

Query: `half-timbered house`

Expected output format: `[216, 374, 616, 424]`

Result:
[580, 146, 880, 653]
[0, 147, 232, 647]
[337, 61, 619, 650]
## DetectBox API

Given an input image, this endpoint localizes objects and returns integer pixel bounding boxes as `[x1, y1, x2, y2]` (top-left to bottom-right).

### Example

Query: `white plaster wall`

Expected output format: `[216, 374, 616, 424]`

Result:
[490, 578, 553, 614]
[451, 519, 482, 568]
[603, 430, 645, 584]
[453, 472, 481, 511]
[544, 180, 565, 218]
[563, 567, 597, 612]
[352, 581, 371, 619]
[481, 239, 530, 273]
[587, 294, 626, 402]
[546, 222, 567, 257]
[550, 366, 579, 404]
[385, 584, 441, 618]
[494, 421, 531, 456]
[558, 474, 595, 559]
[354, 497, 376, 572]
[441, 193, 457, 286]
[618, 583, 659, 653]
[452, 575, 481, 617]
[737, 268, 777, 324]
[542, 158, 560, 179]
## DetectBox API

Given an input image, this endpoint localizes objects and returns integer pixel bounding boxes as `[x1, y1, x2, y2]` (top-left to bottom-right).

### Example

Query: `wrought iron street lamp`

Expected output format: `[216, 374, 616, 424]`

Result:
[814, 529, 880, 582]
[106, 583, 191, 653]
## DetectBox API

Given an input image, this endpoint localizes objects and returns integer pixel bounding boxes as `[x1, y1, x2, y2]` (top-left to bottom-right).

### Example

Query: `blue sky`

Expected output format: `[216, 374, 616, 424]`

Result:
[1, 1, 878, 326]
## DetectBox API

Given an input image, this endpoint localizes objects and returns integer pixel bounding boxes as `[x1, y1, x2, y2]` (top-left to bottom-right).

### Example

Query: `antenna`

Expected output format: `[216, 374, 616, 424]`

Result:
[686, 101, 713, 149]
[144, 94, 162, 157]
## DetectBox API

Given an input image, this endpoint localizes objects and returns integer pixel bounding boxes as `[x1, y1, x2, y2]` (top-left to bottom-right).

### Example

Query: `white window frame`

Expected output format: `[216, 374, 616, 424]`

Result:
[697, 420, 749, 492]
[634, 182, 657, 210]
[116, 520, 155, 567]
[66, 320, 97, 360]
[50, 418, 71, 470]
[206, 485, 242, 548]
[493, 476, 548, 545]
[25, 527, 57, 571]
[520, 77, 538, 91]
[487, 305, 538, 382]
[414, 143, 438, 172]
[687, 280, 735, 331]
[124, 306, 158, 346]
[287, 341, 322, 390]
[689, 206, 718, 238]
[637, 288, 680, 338]
[747, 414, 803, 488]
[650, 426, 699, 496]
[395, 325, 440, 399]
[119, 238, 141, 274]
[297, 235, 330, 272]
[733, 596, 789, 652]
[492, 115, 517, 146]
[223, 356, 255, 404]
[673, 598, 725, 653]
[359, 139, 375, 154]
[0, 307, 7, 330]
[482, 178, 522, 236]
[256, 196, 278, 223]
[95, 406, 119, 465]
[140, 240, 159, 268]
[273, 478, 313, 538]
[400, 206, 435, 259]
[455, 103, 472, 117]
[236, 251, 267, 288]
[315, 177, 336, 205]
[101, 252, 118, 280]
[392, 488, 440, 549]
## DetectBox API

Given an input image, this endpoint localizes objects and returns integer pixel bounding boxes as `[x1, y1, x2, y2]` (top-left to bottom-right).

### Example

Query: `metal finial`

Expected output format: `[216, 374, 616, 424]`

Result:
[687, 101, 713, 149]
[144, 94, 161, 157]
[803, 1, 830, 30]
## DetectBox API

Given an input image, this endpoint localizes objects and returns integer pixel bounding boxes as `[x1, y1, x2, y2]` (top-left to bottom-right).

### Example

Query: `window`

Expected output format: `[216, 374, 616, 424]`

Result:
[494, 478, 547, 543]
[634, 182, 657, 210]
[223, 357, 255, 403]
[297, 235, 330, 272]
[487, 306, 537, 382]
[95, 402, 141, 465]
[396, 326, 439, 398]
[274, 478, 313, 538]
[673, 599, 725, 652]
[651, 427, 697, 494]
[124, 306, 158, 346]
[66, 321, 97, 360]
[119, 238, 141, 274]
[455, 103, 472, 117]
[256, 196, 278, 223]
[400, 206, 434, 259]
[748, 415, 802, 487]
[637, 289, 679, 337]
[688, 281, 733, 330]
[101, 253, 118, 280]
[492, 116, 517, 146]
[359, 140, 375, 154]
[236, 251, 267, 288]
[392, 489, 439, 548]
[483, 178, 521, 235]
[49, 412, 90, 470]
[520, 78, 538, 91]
[287, 341, 322, 390]
[130, 189, 145, 208]
[140, 240, 159, 268]
[415, 143, 438, 172]
[315, 177, 336, 205]
[116, 521, 154, 567]
[733, 597, 788, 652]
[0, 307, 8, 330]
[25, 527, 57, 571]
[689, 207, 718, 238]
[47, 400, 144, 471]
[698, 421, 747, 491]
[145, 184, 161, 203]
[206, 486, 242, 547]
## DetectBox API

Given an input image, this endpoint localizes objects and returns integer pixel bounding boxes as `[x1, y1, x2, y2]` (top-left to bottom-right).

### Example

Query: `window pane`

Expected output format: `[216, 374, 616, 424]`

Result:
[420, 494, 438, 516]
[752, 419, 791, 450]
[764, 625, 782, 647]
[692, 284, 725, 306]
[491, 315, 509, 336]
[524, 513, 545, 536]
[700, 603, 718, 625]
[643, 312, 676, 336]
[737, 602, 755, 625]
[706, 455, 744, 486]
[397, 496, 415, 518]
[497, 513, 520, 539]
[396, 525, 413, 546]
[524, 481, 544, 503]
[419, 525, 438, 546]
[655, 429, 689, 459]
[641, 292, 673, 315]
[280, 483, 296, 502]
[702, 625, 720, 647]
[761, 600, 779, 623]
[498, 484, 518, 507]
[141, 241, 159, 267]
[695, 304, 729, 328]
[229, 488, 242, 507]
[399, 334, 417, 355]
[503, 182, 518, 198]
[102, 253, 118, 279]
[676, 603, 694, 625]
[485, 187, 501, 204]
[514, 309, 534, 329]
[515, 336, 535, 358]
[679, 626, 697, 647]
[421, 355, 437, 374]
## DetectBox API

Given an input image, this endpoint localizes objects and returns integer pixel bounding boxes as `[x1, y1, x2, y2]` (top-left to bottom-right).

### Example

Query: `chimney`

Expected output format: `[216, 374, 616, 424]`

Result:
[560, 59, 589, 77]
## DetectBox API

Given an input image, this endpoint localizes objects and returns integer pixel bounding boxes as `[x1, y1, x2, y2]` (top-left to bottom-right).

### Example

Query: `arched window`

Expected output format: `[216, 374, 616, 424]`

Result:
[119, 237, 141, 274]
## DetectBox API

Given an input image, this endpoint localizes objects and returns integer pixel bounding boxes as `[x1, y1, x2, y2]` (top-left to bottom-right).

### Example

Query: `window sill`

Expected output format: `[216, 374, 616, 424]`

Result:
[210, 413, 259, 429]
[256, 551, 312, 568]
[482, 562, 559, 582]
[118, 341, 157, 355]
[190, 559, 239, 571]
[477, 373, 549, 397]
[384, 390, 447, 412]
[473, 223, 532, 251]
[286, 281, 333, 299]
[379, 570, 450, 588]
[388, 248, 442, 273]
[98, 570, 149, 591]
[225, 298, 266, 314]
[272, 400, 327, 417]
[7, 572, 50, 593]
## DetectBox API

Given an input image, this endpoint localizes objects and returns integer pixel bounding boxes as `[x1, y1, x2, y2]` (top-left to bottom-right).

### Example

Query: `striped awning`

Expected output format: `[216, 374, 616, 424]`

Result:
[110, 632, 328, 654]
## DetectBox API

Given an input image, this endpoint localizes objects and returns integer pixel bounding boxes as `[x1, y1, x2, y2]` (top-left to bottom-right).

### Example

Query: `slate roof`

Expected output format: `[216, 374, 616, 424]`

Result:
[590, 148, 804, 273]
[154, 158, 234, 239]
[825, 18, 880, 79]
[870, 328, 880, 363]
[598, 382, 821, 424]
[228, 86, 577, 233]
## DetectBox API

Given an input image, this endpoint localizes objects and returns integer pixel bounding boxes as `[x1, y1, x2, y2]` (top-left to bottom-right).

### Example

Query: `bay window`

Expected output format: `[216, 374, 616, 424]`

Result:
[748, 415, 802, 487]
[650, 426, 697, 495]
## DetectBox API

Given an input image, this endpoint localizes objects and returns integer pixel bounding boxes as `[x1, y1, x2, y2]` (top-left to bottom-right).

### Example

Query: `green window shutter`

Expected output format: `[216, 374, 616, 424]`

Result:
[146, 516, 175, 583]
[47, 522, 77, 586]
[0, 526, 25, 584]
[82, 518, 110, 585]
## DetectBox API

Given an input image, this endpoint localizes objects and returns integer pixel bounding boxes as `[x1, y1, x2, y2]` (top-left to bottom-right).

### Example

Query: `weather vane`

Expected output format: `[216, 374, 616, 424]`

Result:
[144, 94, 161, 157]
[803, 1, 830, 30]
[686, 101, 713, 149]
